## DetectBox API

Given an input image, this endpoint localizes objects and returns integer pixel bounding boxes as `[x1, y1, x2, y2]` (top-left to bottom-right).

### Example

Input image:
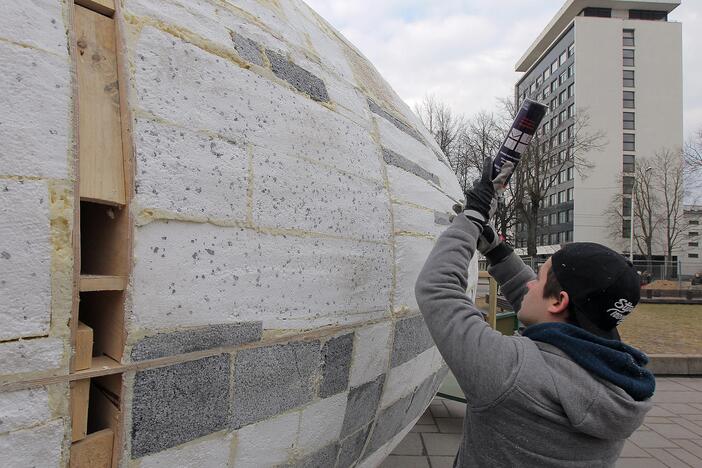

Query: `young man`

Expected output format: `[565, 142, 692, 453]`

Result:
[415, 160, 655, 467]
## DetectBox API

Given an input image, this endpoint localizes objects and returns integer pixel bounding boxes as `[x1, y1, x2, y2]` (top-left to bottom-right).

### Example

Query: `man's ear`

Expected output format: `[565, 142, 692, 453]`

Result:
[547, 290, 570, 315]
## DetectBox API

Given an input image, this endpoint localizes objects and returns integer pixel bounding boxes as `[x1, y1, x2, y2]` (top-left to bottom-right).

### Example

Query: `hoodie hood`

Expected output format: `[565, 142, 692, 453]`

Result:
[523, 322, 655, 439]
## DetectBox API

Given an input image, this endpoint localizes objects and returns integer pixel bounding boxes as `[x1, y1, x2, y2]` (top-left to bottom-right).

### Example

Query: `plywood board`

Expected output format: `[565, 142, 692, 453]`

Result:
[71, 379, 91, 442]
[70, 429, 114, 468]
[75, 5, 125, 205]
[89, 385, 122, 466]
[75, 0, 115, 17]
[80, 275, 127, 292]
[75, 322, 94, 371]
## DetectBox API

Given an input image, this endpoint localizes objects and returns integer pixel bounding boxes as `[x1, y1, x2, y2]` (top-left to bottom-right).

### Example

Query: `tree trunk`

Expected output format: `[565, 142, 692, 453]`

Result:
[527, 203, 539, 258]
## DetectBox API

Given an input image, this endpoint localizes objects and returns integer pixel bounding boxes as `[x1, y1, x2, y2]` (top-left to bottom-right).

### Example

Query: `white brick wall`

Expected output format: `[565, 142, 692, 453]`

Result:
[296, 392, 347, 455]
[393, 204, 446, 238]
[394, 236, 435, 313]
[130, 222, 392, 331]
[0, 387, 52, 433]
[380, 346, 442, 408]
[0, 418, 65, 468]
[139, 432, 233, 468]
[0, 180, 52, 341]
[349, 321, 393, 387]
[0, 338, 63, 376]
[234, 411, 299, 467]
[386, 166, 457, 212]
[0, 0, 67, 54]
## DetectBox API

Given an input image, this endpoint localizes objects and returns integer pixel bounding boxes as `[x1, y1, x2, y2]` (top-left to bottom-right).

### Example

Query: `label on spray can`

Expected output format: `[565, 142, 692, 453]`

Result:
[492, 98, 548, 181]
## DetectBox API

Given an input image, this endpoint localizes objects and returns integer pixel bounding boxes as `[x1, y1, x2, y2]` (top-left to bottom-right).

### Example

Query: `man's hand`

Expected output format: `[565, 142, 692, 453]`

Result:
[462, 159, 514, 228]
[477, 223, 501, 256]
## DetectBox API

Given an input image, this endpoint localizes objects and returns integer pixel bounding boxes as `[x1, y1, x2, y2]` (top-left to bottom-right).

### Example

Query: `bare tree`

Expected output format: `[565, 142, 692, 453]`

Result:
[512, 107, 604, 256]
[654, 149, 686, 276]
[414, 94, 464, 164]
[684, 127, 702, 175]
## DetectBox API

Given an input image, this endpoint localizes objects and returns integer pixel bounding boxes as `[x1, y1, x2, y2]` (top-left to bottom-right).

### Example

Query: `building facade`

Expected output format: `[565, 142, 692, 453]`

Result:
[682, 205, 702, 276]
[513, 0, 682, 255]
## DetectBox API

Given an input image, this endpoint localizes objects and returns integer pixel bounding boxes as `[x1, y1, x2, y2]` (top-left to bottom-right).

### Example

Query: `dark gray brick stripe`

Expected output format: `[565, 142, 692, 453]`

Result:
[266, 49, 329, 102]
[367, 98, 424, 143]
[390, 314, 436, 368]
[230, 32, 263, 66]
[381, 147, 440, 186]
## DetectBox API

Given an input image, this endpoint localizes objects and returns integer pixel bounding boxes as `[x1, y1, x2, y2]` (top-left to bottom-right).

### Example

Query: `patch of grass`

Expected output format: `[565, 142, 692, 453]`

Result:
[619, 303, 702, 354]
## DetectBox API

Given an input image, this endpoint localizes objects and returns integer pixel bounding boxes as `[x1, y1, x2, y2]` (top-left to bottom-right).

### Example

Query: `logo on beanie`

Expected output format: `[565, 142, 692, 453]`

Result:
[607, 298, 634, 324]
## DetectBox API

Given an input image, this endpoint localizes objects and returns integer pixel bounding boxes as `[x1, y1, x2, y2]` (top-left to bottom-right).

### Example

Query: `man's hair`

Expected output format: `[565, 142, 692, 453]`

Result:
[543, 265, 579, 326]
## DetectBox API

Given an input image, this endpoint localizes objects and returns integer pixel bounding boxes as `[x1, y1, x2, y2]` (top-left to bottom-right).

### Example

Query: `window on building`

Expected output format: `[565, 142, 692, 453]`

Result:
[691, 232, 700, 237]
[551, 116, 558, 130]
[690, 253, 700, 259]
[568, 63, 574, 78]
[623, 197, 632, 216]
[566, 231, 573, 242]
[623, 49, 635, 67]
[559, 50, 568, 66]
[551, 60, 558, 74]
[567, 188, 573, 201]
[624, 91, 635, 108]
[550, 194, 556, 206]
[583, 7, 612, 17]
[543, 88, 550, 100]
[568, 83, 574, 98]
[558, 191, 566, 204]
[567, 166, 574, 180]
[568, 104, 575, 118]
[560, 110, 567, 124]
[623, 176, 635, 194]
[623, 219, 631, 238]
[551, 98, 558, 112]
[544, 68, 551, 81]
[559, 90, 567, 105]
[623, 112, 635, 130]
[623, 154, 635, 172]
[623, 133, 635, 151]
[568, 43, 575, 57]
[623, 29, 635, 47]
[629, 10, 668, 21]
[559, 211, 568, 224]
[568, 125, 574, 139]
[689, 242, 699, 247]
[550, 213, 558, 225]
[623, 70, 635, 88]
[559, 130, 567, 144]
[559, 71, 568, 85]
[550, 233, 557, 245]
[690, 220, 699, 225]
[568, 209, 573, 222]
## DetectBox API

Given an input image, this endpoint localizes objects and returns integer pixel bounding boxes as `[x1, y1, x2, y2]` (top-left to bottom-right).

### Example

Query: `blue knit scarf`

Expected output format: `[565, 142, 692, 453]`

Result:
[523, 322, 655, 401]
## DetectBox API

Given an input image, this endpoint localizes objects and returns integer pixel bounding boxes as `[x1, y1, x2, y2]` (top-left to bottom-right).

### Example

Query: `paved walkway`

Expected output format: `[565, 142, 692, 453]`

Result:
[380, 377, 702, 468]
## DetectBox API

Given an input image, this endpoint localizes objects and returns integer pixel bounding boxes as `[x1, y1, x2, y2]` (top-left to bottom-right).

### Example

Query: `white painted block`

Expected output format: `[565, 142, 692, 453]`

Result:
[132, 27, 383, 182]
[0, 42, 70, 178]
[375, 117, 438, 173]
[252, 149, 389, 241]
[380, 346, 440, 408]
[140, 432, 232, 468]
[356, 415, 418, 468]
[393, 204, 447, 238]
[385, 166, 456, 212]
[296, 392, 347, 454]
[349, 321, 392, 387]
[0, 338, 63, 376]
[0, 0, 67, 55]
[0, 387, 52, 433]
[393, 236, 435, 313]
[130, 221, 392, 331]
[133, 118, 249, 221]
[234, 411, 298, 467]
[0, 180, 51, 340]
[0, 418, 65, 468]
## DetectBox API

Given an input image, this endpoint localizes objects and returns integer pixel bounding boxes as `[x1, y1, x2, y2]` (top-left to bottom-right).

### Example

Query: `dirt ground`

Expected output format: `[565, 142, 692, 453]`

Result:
[618, 303, 702, 354]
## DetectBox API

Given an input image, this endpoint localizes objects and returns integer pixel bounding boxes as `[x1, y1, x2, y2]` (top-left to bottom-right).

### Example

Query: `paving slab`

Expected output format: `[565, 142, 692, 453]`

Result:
[435, 418, 463, 434]
[429, 456, 455, 468]
[392, 433, 424, 456]
[421, 433, 461, 456]
[379, 455, 430, 468]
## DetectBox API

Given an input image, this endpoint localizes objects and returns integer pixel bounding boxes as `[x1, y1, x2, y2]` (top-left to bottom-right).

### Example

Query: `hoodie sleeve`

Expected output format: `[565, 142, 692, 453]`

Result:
[487, 252, 536, 312]
[415, 214, 524, 406]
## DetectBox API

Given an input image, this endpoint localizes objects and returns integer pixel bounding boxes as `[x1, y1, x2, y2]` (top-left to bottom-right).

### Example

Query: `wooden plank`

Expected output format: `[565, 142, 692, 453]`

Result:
[80, 291, 125, 361]
[89, 385, 122, 466]
[80, 275, 127, 292]
[75, 5, 125, 205]
[75, 0, 115, 17]
[70, 429, 114, 468]
[478, 270, 492, 279]
[74, 322, 94, 371]
[70, 379, 91, 442]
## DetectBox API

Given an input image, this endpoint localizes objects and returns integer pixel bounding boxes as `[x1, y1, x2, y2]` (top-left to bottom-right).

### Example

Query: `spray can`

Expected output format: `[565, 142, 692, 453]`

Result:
[492, 98, 548, 182]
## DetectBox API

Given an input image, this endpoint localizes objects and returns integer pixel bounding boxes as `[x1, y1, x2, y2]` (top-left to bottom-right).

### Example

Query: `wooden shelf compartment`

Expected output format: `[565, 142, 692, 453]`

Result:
[70, 379, 91, 443]
[80, 275, 127, 292]
[79, 290, 125, 362]
[80, 201, 129, 277]
[70, 428, 114, 468]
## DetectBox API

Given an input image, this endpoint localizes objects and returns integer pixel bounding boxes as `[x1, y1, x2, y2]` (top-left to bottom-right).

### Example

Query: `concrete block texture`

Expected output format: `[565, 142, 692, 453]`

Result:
[341, 374, 386, 438]
[382, 147, 440, 186]
[0, 418, 65, 468]
[394, 236, 435, 313]
[130, 322, 262, 361]
[0, 338, 63, 377]
[0, 0, 67, 54]
[230, 340, 320, 429]
[338, 424, 372, 467]
[392, 204, 447, 238]
[231, 32, 264, 66]
[320, 333, 354, 397]
[367, 98, 424, 144]
[132, 27, 383, 182]
[286, 442, 340, 468]
[0, 42, 70, 179]
[390, 315, 436, 368]
[266, 49, 329, 102]
[234, 411, 299, 467]
[131, 221, 392, 331]
[366, 392, 414, 454]
[297, 392, 348, 455]
[0, 180, 51, 340]
[349, 321, 392, 387]
[139, 433, 233, 468]
[0, 387, 52, 433]
[131, 354, 230, 458]
[382, 347, 443, 407]
[133, 118, 250, 222]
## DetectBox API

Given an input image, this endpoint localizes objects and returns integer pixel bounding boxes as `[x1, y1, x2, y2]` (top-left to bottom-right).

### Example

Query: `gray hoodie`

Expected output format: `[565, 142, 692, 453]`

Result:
[415, 214, 652, 467]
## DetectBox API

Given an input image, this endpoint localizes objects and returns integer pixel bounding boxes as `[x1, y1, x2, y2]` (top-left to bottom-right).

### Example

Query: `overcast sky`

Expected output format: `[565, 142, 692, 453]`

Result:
[305, 0, 701, 140]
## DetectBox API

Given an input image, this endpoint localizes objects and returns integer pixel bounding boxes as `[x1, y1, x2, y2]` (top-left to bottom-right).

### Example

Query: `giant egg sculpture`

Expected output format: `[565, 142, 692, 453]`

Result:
[0, 1, 477, 466]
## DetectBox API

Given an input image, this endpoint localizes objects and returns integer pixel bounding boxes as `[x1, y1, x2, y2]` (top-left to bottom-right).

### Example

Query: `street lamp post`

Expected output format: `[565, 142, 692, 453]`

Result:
[629, 166, 652, 264]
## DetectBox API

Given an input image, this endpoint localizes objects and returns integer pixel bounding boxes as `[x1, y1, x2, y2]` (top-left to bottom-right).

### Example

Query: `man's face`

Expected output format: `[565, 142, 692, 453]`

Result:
[518, 258, 556, 326]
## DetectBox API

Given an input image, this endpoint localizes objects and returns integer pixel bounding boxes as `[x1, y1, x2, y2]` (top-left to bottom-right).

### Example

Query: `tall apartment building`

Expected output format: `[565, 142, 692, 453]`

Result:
[513, 0, 682, 255]
[682, 205, 702, 276]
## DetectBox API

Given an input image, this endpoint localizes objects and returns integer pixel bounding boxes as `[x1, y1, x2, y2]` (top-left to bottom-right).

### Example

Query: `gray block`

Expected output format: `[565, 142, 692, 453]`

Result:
[230, 340, 320, 429]
[390, 315, 436, 368]
[434, 211, 451, 225]
[381, 147, 440, 186]
[230, 33, 263, 66]
[367, 98, 424, 143]
[131, 354, 230, 458]
[286, 442, 340, 468]
[337, 424, 371, 467]
[403, 373, 438, 428]
[320, 333, 354, 398]
[341, 374, 385, 438]
[130, 322, 262, 361]
[266, 49, 329, 102]
[364, 392, 413, 454]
